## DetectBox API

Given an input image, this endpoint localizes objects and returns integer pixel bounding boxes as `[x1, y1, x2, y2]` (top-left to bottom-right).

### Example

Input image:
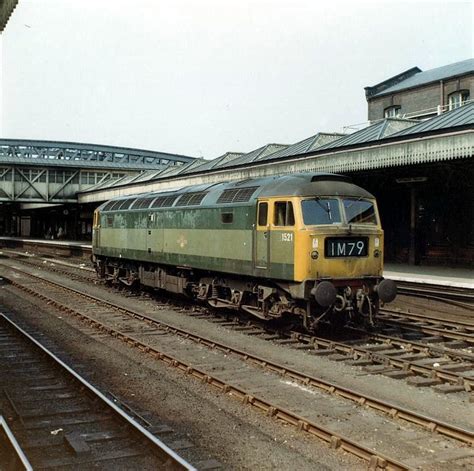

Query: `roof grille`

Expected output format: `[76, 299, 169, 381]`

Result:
[175, 192, 208, 206]
[133, 197, 156, 210]
[118, 198, 137, 210]
[151, 195, 178, 208]
[109, 199, 124, 211]
[217, 186, 258, 204]
[102, 200, 116, 211]
[217, 189, 239, 204]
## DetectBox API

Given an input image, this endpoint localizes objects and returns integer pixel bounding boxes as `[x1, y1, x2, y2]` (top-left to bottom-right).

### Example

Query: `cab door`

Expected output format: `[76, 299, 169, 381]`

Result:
[92, 210, 100, 248]
[254, 201, 269, 269]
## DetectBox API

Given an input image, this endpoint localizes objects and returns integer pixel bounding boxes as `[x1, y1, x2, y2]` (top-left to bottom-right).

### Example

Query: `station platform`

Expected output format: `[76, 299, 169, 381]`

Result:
[384, 263, 473, 290]
[0, 237, 91, 250]
[0, 237, 472, 289]
[0, 237, 91, 258]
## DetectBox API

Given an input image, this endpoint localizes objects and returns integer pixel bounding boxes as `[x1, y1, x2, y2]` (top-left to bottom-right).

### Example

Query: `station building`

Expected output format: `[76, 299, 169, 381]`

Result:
[1, 59, 473, 268]
[365, 59, 474, 120]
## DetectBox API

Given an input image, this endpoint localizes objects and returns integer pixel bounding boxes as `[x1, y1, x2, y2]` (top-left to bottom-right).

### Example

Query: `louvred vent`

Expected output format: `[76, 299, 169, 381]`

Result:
[110, 199, 124, 210]
[152, 195, 178, 208]
[216, 186, 258, 204]
[133, 197, 156, 209]
[102, 200, 116, 211]
[118, 199, 136, 210]
[175, 192, 208, 206]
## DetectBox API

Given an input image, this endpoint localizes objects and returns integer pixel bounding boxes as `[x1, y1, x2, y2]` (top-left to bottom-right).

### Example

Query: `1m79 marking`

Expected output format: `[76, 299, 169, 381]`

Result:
[325, 237, 368, 258]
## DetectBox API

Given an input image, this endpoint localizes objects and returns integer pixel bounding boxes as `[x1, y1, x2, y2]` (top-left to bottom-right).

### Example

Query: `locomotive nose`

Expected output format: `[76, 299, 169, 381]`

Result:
[376, 279, 397, 303]
[311, 281, 337, 307]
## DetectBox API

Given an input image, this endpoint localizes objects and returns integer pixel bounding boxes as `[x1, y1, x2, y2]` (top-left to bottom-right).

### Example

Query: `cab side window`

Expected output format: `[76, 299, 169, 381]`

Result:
[274, 202, 294, 226]
[258, 202, 268, 226]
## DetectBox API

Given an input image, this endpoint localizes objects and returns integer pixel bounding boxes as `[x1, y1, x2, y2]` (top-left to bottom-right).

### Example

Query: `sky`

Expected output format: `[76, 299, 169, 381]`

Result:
[1, 0, 473, 159]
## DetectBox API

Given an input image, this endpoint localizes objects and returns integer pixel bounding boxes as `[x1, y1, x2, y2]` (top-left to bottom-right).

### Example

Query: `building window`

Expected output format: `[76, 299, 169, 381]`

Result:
[384, 106, 401, 118]
[448, 90, 469, 110]
[49, 170, 66, 183]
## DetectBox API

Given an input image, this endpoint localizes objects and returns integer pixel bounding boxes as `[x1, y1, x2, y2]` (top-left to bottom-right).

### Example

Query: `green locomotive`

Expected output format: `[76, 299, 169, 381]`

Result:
[92, 173, 396, 329]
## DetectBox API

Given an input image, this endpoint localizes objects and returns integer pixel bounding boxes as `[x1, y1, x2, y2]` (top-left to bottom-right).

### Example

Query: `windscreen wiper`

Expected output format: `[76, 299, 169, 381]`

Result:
[314, 197, 332, 221]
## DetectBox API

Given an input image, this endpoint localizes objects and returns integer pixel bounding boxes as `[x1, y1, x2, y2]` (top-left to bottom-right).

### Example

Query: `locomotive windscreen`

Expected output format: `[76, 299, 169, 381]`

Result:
[301, 198, 377, 225]
[301, 198, 342, 225]
[343, 199, 377, 224]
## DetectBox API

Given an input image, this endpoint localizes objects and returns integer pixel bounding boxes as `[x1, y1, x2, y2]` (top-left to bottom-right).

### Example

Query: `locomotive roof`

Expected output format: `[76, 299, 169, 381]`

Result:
[98, 173, 374, 211]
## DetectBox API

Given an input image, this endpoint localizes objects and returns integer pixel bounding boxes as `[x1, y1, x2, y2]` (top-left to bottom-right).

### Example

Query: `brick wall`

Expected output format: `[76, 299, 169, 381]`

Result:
[367, 74, 474, 121]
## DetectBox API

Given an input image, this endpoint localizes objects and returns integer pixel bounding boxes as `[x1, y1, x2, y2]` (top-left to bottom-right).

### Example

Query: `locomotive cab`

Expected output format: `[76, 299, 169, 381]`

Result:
[253, 180, 396, 328]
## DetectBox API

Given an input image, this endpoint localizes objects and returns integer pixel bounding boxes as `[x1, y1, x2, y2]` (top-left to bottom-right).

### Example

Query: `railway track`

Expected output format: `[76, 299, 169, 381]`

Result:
[396, 281, 474, 310]
[378, 307, 474, 342]
[3, 254, 474, 393]
[3, 249, 473, 337]
[2, 238, 473, 308]
[187, 311, 474, 392]
[0, 249, 96, 284]
[3, 254, 474, 390]
[0, 262, 473, 469]
[0, 415, 32, 470]
[0, 311, 195, 470]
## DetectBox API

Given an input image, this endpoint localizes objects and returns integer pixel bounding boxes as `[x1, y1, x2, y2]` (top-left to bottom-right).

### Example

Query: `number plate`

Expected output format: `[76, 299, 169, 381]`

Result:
[325, 237, 368, 258]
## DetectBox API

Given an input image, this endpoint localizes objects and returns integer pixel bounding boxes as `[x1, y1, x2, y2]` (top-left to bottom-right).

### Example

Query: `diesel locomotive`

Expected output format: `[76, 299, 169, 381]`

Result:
[92, 173, 396, 330]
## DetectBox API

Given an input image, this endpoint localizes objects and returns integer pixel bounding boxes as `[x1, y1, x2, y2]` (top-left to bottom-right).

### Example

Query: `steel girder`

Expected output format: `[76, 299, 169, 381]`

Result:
[0, 166, 137, 203]
[0, 139, 195, 168]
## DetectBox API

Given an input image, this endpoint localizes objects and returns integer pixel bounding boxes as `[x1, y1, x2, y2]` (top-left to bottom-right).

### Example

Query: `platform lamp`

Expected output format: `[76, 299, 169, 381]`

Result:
[395, 177, 428, 265]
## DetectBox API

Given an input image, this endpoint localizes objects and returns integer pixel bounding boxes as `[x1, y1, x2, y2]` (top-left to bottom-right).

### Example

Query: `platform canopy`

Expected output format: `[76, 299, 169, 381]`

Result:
[79, 102, 474, 203]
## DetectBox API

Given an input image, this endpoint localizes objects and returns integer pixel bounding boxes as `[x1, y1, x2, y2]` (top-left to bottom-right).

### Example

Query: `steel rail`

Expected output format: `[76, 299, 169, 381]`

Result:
[396, 282, 474, 300]
[7, 252, 473, 364]
[380, 307, 474, 329]
[344, 326, 474, 363]
[378, 312, 474, 343]
[8, 251, 474, 362]
[0, 312, 196, 471]
[4, 260, 474, 389]
[6, 247, 473, 340]
[3, 264, 473, 449]
[287, 329, 474, 388]
[0, 280, 412, 470]
[396, 286, 474, 311]
[0, 415, 33, 471]
[1, 251, 96, 283]
[0, 249, 95, 273]
[199, 313, 474, 365]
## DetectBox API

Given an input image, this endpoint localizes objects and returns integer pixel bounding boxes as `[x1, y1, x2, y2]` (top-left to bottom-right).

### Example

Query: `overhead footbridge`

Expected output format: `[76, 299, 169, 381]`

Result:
[0, 139, 195, 203]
